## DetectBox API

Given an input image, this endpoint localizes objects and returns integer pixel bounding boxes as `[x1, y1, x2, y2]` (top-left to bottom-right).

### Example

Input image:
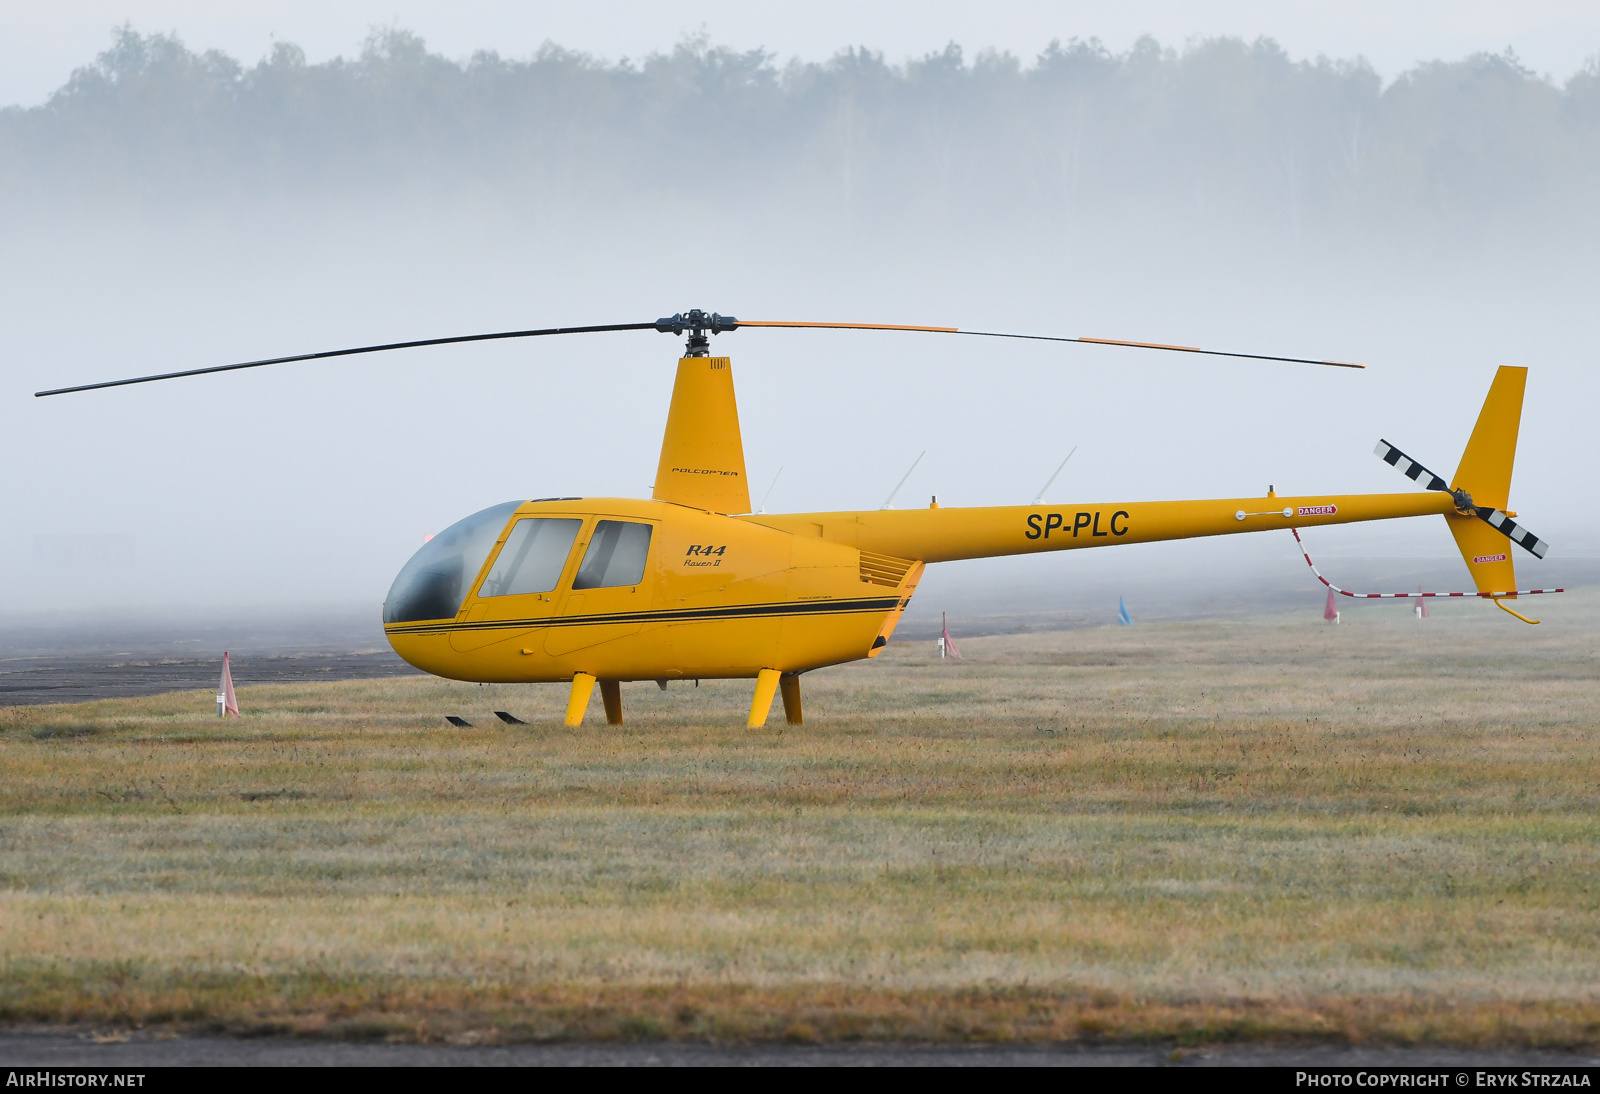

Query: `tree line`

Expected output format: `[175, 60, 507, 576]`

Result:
[4, 27, 1597, 244]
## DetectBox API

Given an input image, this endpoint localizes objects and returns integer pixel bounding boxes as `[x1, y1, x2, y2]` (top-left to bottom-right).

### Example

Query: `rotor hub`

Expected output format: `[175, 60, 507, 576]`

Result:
[655, 310, 738, 357]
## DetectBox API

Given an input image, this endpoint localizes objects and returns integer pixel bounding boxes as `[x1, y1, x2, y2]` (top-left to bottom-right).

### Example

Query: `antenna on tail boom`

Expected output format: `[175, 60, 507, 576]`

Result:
[757, 467, 784, 514]
[1031, 446, 1077, 505]
[881, 452, 925, 510]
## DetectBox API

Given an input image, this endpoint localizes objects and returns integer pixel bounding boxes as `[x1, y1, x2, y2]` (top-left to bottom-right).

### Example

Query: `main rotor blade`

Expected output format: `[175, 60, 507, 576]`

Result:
[38, 311, 1362, 399]
[33, 322, 659, 397]
[737, 321, 1364, 368]
[737, 321, 960, 334]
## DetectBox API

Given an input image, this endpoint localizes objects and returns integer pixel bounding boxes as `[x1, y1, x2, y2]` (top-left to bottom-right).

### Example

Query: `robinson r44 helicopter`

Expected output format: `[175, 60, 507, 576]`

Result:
[39, 310, 1555, 728]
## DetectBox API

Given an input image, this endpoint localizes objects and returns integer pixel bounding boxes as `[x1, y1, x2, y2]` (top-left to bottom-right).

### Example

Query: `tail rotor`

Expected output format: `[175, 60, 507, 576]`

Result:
[1373, 438, 1550, 559]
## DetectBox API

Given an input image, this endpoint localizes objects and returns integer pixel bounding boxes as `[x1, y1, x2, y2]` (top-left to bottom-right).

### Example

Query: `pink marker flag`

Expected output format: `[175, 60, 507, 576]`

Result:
[219, 651, 239, 716]
[941, 612, 962, 659]
[1324, 589, 1340, 623]
[1416, 588, 1430, 619]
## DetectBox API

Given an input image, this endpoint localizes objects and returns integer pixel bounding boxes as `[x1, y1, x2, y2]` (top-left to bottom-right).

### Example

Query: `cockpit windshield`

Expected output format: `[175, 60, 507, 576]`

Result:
[383, 501, 522, 624]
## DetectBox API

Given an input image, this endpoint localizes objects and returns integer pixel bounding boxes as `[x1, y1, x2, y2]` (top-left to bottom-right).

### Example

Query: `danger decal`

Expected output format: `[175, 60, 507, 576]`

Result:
[1297, 505, 1338, 517]
[1473, 553, 1508, 564]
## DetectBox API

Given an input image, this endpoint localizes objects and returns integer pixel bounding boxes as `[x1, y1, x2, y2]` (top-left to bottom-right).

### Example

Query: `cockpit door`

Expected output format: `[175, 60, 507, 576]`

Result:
[543, 518, 657, 658]
[450, 516, 583, 653]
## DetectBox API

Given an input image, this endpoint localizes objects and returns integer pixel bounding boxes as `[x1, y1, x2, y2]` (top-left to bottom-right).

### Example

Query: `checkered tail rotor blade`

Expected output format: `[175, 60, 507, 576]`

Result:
[1373, 439, 1451, 492]
[1373, 439, 1551, 559]
[1474, 506, 1550, 559]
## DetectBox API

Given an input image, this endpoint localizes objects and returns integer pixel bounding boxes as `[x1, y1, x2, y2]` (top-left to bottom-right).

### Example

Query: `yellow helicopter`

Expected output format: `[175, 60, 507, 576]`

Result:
[38, 310, 1555, 728]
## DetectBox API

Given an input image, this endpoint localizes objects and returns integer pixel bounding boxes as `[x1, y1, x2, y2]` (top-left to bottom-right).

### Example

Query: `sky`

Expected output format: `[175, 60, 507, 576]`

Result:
[2, 1, 1596, 630]
[2, 0, 1599, 107]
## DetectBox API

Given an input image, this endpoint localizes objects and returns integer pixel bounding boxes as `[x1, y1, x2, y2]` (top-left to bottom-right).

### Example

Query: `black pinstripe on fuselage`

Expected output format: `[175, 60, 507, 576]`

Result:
[384, 595, 905, 638]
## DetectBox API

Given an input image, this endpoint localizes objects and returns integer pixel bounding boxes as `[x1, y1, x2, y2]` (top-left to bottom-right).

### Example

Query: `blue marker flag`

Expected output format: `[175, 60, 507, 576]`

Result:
[1118, 596, 1132, 626]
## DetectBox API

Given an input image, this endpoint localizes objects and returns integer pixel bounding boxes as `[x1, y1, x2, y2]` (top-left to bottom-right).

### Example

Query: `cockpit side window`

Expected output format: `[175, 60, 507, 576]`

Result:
[571, 520, 653, 589]
[383, 501, 523, 624]
[477, 518, 582, 597]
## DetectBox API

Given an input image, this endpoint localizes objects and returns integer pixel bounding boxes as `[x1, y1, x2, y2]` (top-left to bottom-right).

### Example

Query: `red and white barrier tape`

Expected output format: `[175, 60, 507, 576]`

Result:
[1291, 528, 1564, 600]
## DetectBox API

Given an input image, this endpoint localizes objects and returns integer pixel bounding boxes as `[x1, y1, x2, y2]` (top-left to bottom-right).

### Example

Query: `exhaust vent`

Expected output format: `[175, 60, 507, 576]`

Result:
[859, 550, 916, 587]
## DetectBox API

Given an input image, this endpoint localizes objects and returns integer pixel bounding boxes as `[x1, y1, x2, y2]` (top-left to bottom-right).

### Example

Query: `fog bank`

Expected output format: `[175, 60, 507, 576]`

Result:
[3, 29, 1595, 626]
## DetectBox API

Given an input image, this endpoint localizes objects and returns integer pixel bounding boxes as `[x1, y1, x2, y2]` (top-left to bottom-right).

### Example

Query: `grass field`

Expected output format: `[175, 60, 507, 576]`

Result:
[2, 593, 1598, 1046]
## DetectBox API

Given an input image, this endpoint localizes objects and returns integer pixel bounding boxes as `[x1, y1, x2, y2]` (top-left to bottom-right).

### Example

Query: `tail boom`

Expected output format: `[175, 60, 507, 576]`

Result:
[745, 491, 1453, 564]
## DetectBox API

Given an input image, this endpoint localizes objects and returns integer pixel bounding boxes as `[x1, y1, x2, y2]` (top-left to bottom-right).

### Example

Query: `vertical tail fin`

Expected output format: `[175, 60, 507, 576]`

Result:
[1447, 366, 1526, 597]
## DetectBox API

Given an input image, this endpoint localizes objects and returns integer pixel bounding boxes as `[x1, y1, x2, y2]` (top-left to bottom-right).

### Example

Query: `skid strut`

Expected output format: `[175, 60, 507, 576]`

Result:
[749, 669, 781, 728]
